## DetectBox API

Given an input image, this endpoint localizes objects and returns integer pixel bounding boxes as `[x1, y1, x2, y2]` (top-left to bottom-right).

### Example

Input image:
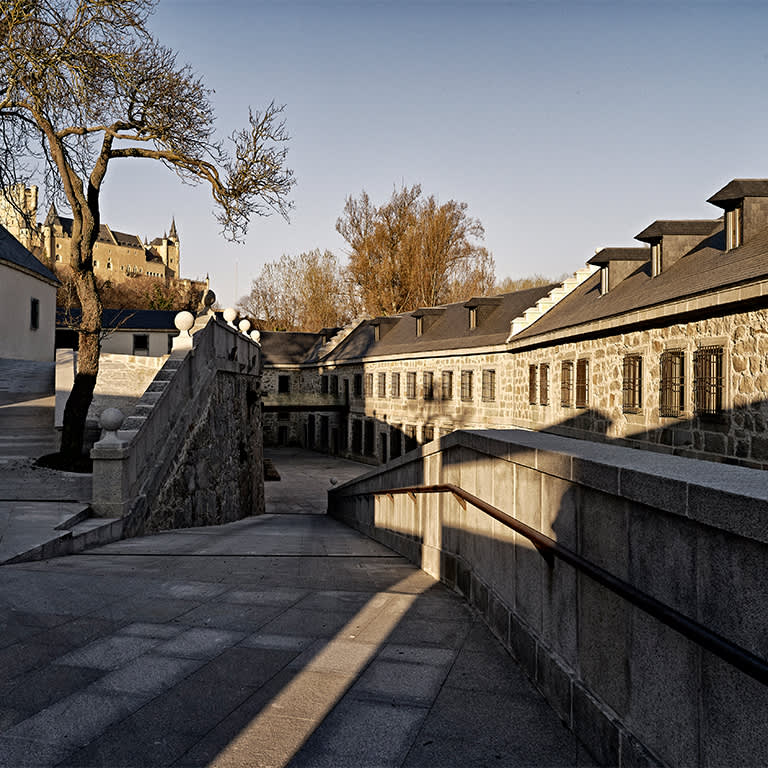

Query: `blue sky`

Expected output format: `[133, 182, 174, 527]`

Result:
[94, 0, 768, 308]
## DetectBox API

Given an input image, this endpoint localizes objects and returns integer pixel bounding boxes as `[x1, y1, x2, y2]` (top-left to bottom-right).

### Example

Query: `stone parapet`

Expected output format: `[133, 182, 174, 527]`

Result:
[91, 315, 264, 534]
[329, 429, 768, 768]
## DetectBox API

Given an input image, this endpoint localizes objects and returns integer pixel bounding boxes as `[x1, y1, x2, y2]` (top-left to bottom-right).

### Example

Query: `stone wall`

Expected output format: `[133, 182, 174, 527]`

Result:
[91, 316, 263, 535]
[329, 429, 768, 767]
[285, 304, 768, 469]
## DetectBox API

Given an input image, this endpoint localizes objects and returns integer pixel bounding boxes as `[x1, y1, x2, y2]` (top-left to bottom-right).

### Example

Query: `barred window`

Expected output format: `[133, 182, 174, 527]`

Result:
[561, 361, 573, 406]
[441, 370, 453, 400]
[406, 371, 417, 399]
[377, 372, 386, 398]
[528, 365, 537, 405]
[423, 371, 434, 401]
[365, 372, 373, 396]
[575, 359, 589, 408]
[482, 370, 496, 402]
[622, 355, 643, 413]
[353, 373, 362, 397]
[423, 425, 435, 443]
[659, 349, 685, 417]
[694, 346, 723, 416]
[461, 370, 473, 402]
[330, 375, 338, 395]
[539, 364, 549, 405]
[320, 375, 329, 395]
[391, 372, 400, 398]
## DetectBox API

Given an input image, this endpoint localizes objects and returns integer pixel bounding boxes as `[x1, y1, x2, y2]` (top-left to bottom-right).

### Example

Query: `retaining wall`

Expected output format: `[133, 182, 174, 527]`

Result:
[329, 428, 768, 767]
[91, 316, 264, 534]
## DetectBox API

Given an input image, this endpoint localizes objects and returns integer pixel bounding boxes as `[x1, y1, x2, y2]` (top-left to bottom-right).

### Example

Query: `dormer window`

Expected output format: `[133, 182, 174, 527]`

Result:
[651, 242, 662, 277]
[726, 205, 743, 250]
[600, 266, 609, 295]
[374, 325, 380, 342]
[468, 307, 477, 330]
[416, 316, 424, 337]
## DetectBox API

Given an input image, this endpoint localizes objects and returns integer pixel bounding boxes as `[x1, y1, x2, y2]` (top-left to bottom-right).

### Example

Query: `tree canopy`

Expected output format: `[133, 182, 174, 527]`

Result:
[239, 249, 359, 332]
[336, 184, 495, 316]
[0, 0, 295, 461]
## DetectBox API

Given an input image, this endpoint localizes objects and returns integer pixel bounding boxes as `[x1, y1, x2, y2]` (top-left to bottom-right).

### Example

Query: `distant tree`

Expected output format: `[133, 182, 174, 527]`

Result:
[495, 274, 566, 293]
[337, 184, 495, 315]
[239, 249, 359, 332]
[0, 0, 294, 464]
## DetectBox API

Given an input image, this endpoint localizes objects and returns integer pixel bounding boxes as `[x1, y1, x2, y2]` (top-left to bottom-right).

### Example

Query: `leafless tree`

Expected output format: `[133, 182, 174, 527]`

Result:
[336, 184, 495, 315]
[0, 0, 294, 464]
[239, 249, 359, 332]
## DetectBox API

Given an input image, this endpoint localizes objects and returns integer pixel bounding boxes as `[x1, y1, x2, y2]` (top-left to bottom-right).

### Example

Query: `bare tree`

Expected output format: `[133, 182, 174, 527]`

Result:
[0, 0, 294, 464]
[336, 184, 495, 315]
[495, 274, 566, 293]
[239, 249, 358, 332]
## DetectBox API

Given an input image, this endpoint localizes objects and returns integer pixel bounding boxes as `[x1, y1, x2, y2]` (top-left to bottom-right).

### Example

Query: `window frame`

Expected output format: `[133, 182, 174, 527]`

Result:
[575, 359, 589, 408]
[441, 370, 453, 400]
[460, 370, 473, 402]
[481, 369, 496, 402]
[377, 372, 386, 398]
[391, 372, 401, 398]
[560, 361, 573, 407]
[423, 371, 434, 401]
[659, 349, 685, 417]
[693, 346, 724, 417]
[528, 364, 537, 405]
[622, 355, 643, 413]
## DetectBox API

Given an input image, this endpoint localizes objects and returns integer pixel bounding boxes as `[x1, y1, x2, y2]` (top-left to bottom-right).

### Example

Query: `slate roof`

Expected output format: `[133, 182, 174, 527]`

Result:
[634, 219, 721, 242]
[45, 206, 145, 250]
[587, 247, 649, 265]
[0, 223, 57, 283]
[323, 285, 557, 363]
[56, 308, 178, 330]
[513, 222, 768, 342]
[708, 179, 768, 207]
[259, 331, 324, 366]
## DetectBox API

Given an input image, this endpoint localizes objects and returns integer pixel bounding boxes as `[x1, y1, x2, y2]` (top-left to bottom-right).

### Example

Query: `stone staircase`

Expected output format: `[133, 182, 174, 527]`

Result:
[506, 265, 598, 340]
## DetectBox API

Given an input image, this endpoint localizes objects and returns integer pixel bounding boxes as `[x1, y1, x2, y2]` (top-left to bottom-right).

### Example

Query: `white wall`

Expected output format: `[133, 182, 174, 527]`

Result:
[0, 263, 56, 361]
[100, 329, 174, 357]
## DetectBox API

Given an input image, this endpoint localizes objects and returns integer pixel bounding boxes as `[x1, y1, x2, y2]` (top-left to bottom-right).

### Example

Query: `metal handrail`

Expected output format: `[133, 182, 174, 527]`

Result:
[340, 482, 768, 686]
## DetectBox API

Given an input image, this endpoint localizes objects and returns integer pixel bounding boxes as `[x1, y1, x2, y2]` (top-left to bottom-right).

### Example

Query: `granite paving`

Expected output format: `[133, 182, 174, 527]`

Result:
[0, 448, 595, 767]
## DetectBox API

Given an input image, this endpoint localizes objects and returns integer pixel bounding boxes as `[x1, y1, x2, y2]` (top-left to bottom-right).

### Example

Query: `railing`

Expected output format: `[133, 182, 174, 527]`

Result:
[350, 482, 768, 686]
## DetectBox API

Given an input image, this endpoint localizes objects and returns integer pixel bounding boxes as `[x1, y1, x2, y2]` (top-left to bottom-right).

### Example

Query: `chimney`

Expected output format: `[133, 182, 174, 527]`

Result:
[587, 248, 649, 295]
[635, 219, 722, 276]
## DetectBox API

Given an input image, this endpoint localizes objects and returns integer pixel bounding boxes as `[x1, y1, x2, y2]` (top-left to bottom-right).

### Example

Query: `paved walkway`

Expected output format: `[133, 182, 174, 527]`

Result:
[0, 449, 594, 767]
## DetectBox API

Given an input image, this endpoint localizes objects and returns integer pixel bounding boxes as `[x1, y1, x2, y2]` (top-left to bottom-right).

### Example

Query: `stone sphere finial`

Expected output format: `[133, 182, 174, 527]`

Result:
[100, 408, 125, 445]
[223, 307, 238, 328]
[174, 311, 194, 333]
[250, 329, 261, 345]
[239, 318, 251, 335]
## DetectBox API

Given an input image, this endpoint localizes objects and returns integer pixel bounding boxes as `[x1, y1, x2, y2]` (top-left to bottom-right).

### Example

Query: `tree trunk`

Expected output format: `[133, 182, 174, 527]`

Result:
[59, 268, 102, 462]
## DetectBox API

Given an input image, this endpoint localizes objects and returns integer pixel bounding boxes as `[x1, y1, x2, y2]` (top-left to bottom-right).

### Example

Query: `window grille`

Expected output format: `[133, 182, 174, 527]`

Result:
[539, 364, 549, 405]
[391, 372, 400, 398]
[365, 372, 373, 396]
[406, 371, 417, 399]
[694, 346, 723, 416]
[575, 359, 589, 408]
[423, 372, 434, 401]
[482, 370, 496, 402]
[561, 361, 573, 406]
[622, 355, 643, 413]
[423, 425, 435, 442]
[441, 370, 453, 400]
[461, 370, 473, 401]
[377, 372, 386, 398]
[528, 365, 537, 405]
[659, 349, 685, 417]
[320, 375, 329, 395]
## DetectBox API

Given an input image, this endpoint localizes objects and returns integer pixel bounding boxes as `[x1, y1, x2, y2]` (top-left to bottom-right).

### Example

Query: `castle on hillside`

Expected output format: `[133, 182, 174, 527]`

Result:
[0, 184, 191, 287]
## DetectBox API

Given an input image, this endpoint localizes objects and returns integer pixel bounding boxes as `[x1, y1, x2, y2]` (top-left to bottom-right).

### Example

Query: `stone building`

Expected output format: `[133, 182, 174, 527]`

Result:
[259, 177, 768, 470]
[0, 184, 196, 286]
